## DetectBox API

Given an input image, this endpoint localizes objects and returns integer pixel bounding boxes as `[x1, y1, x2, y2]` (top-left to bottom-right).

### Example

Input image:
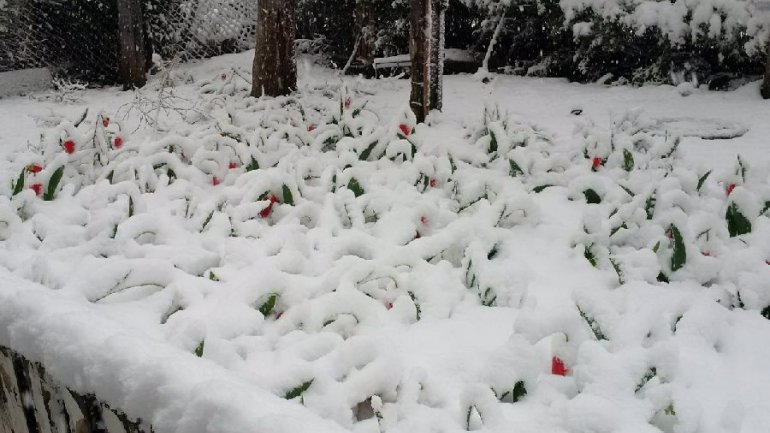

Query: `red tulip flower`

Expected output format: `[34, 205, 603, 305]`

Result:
[726, 183, 736, 196]
[30, 183, 42, 196]
[429, 178, 437, 188]
[308, 124, 317, 132]
[27, 164, 43, 174]
[344, 97, 351, 109]
[399, 124, 412, 137]
[552, 356, 567, 376]
[260, 194, 279, 218]
[386, 301, 394, 310]
[591, 157, 602, 171]
[102, 116, 110, 128]
[63, 140, 76, 154]
[228, 162, 238, 169]
[113, 136, 123, 149]
[212, 176, 221, 186]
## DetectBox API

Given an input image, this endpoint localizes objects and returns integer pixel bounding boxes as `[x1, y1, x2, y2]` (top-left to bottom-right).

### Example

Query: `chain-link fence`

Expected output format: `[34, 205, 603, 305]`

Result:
[147, 0, 256, 62]
[0, 0, 257, 85]
[0, 0, 120, 82]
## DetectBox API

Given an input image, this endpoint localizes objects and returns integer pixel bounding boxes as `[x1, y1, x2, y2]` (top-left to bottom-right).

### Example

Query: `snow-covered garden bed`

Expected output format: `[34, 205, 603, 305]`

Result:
[1, 54, 770, 433]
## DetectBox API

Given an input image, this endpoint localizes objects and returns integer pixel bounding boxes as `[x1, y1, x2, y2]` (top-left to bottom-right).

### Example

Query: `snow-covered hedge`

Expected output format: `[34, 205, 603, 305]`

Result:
[561, 0, 768, 52]
[461, 0, 768, 84]
[295, 0, 767, 85]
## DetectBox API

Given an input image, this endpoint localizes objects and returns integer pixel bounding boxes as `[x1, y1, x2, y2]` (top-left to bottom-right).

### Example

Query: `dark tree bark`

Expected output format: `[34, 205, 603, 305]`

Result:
[410, 0, 447, 122]
[409, 0, 432, 122]
[252, 0, 297, 97]
[429, 0, 448, 111]
[355, 3, 375, 64]
[117, 0, 148, 89]
[762, 40, 770, 100]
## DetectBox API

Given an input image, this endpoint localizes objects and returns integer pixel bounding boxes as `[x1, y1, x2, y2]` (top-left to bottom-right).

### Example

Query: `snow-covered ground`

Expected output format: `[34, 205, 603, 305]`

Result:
[1, 51, 769, 433]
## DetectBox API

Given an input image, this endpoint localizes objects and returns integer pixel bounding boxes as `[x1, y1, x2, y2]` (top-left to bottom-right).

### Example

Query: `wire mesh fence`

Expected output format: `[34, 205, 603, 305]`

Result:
[147, 0, 257, 62]
[0, 0, 257, 85]
[0, 0, 120, 82]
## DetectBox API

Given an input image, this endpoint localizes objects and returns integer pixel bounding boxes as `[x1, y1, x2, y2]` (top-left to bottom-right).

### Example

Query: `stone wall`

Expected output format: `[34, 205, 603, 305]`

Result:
[0, 347, 149, 433]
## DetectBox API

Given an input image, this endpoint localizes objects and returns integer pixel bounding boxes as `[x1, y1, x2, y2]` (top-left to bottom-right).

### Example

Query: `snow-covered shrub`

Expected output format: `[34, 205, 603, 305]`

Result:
[565, 2, 767, 85]
[296, 0, 478, 68]
[461, 0, 767, 84]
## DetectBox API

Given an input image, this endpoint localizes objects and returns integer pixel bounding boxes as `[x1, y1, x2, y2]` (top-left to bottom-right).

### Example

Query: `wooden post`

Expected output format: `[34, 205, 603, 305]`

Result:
[409, 0, 431, 122]
[429, 0, 448, 111]
[117, 0, 147, 89]
[252, 0, 297, 97]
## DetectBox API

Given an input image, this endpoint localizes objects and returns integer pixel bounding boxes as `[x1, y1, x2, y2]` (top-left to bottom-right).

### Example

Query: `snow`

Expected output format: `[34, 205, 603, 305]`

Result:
[1, 51, 770, 433]
[374, 49, 474, 66]
[0, 68, 52, 98]
[464, 0, 770, 54]
[558, 0, 767, 52]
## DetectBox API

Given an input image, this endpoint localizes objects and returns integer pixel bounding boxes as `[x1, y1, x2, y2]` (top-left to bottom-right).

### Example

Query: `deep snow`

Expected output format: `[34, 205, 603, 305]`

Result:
[0, 51, 769, 433]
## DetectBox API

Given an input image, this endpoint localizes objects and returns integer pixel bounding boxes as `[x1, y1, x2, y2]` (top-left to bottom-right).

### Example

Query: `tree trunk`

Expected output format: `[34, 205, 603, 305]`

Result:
[762, 39, 770, 100]
[409, 0, 432, 123]
[117, 0, 147, 89]
[252, 0, 297, 97]
[355, 4, 375, 65]
[429, 0, 447, 111]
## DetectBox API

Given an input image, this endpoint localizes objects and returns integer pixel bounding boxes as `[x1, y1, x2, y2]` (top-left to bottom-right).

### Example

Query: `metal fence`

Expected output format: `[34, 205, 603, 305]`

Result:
[0, 0, 257, 84]
[147, 0, 256, 62]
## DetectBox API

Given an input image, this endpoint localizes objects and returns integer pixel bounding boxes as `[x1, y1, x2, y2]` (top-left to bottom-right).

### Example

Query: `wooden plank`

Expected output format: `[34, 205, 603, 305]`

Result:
[0, 348, 30, 433]
[0, 348, 147, 433]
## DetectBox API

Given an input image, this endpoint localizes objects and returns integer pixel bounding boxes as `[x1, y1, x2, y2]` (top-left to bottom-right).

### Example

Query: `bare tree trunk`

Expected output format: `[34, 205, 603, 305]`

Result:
[252, 0, 297, 97]
[480, 13, 505, 73]
[429, 0, 447, 111]
[342, 35, 362, 75]
[762, 40, 770, 100]
[409, 0, 432, 123]
[355, 4, 375, 65]
[117, 0, 147, 89]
